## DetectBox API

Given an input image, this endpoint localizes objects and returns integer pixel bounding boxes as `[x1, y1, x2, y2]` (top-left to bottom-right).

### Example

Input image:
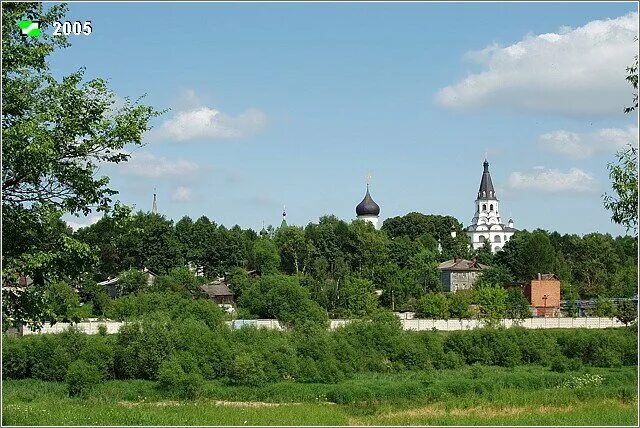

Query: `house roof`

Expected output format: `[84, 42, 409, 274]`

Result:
[200, 281, 234, 298]
[536, 273, 560, 281]
[438, 259, 490, 271]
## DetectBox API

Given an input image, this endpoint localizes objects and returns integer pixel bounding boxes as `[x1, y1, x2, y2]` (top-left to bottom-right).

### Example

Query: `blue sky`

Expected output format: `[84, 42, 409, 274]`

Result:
[53, 2, 639, 236]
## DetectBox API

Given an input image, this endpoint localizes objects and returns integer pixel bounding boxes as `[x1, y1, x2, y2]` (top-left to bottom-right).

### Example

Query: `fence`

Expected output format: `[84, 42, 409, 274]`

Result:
[14, 316, 625, 336]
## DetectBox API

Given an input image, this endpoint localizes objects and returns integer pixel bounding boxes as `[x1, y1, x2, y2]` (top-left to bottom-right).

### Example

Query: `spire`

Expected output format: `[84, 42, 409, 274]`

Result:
[477, 159, 496, 199]
[356, 183, 380, 217]
[260, 220, 268, 237]
[280, 206, 288, 228]
[152, 188, 158, 214]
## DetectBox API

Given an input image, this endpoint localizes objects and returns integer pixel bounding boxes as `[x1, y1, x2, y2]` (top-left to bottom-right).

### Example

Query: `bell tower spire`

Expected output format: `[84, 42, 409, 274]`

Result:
[152, 188, 158, 214]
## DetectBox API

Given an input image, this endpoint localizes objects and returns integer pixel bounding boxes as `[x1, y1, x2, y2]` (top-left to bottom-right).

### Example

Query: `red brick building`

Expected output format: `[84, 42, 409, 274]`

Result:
[523, 273, 561, 317]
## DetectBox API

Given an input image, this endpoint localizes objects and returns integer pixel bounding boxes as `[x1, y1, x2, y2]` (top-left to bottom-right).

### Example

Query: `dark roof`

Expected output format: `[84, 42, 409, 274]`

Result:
[536, 273, 560, 281]
[438, 259, 490, 271]
[200, 281, 234, 298]
[477, 159, 496, 199]
[356, 185, 380, 216]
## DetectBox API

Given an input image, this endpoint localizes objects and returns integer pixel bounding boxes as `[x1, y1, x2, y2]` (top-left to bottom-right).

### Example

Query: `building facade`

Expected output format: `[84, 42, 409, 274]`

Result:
[524, 273, 561, 317]
[466, 159, 517, 253]
[438, 258, 490, 292]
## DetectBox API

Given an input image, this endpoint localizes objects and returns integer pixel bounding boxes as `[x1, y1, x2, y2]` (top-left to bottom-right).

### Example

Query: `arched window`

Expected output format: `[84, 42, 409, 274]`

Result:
[482, 191, 486, 197]
[478, 235, 486, 243]
[489, 204, 494, 211]
[494, 235, 501, 243]
[482, 204, 487, 211]
[495, 246, 502, 252]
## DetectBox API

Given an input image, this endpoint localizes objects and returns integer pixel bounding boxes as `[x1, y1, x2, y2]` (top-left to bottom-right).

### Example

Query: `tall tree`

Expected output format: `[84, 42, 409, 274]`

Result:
[603, 54, 638, 235]
[2, 3, 159, 327]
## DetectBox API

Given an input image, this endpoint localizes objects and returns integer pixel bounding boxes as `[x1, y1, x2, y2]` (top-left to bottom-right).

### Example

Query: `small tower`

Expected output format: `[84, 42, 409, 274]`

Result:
[152, 188, 158, 214]
[280, 206, 288, 228]
[356, 178, 380, 229]
[259, 221, 268, 237]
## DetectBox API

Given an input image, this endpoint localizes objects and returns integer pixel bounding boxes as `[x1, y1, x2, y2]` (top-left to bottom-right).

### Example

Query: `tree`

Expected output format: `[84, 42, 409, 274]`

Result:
[476, 284, 507, 325]
[2, 3, 159, 327]
[275, 226, 313, 275]
[603, 54, 638, 234]
[408, 248, 441, 293]
[2, 3, 160, 214]
[505, 288, 531, 320]
[592, 296, 616, 318]
[335, 276, 378, 318]
[496, 230, 556, 281]
[250, 238, 280, 275]
[616, 300, 637, 326]
[448, 289, 476, 320]
[476, 265, 514, 288]
[416, 293, 449, 319]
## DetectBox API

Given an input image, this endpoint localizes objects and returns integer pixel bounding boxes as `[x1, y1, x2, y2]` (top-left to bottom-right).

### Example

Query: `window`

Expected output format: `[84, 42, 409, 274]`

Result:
[479, 235, 486, 243]
[495, 246, 502, 252]
[482, 204, 487, 211]
[494, 235, 501, 243]
[489, 204, 494, 211]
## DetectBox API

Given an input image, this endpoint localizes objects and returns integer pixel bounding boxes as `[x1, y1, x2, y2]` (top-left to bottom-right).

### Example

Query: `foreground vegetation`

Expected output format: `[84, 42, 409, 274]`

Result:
[3, 366, 637, 426]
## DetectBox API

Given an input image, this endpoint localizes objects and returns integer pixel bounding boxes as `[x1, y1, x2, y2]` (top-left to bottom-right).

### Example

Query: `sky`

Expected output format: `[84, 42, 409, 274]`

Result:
[50, 1, 639, 236]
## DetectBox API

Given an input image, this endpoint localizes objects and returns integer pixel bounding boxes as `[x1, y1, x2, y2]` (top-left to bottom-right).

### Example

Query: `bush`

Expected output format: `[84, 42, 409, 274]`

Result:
[65, 359, 103, 397]
[227, 354, 267, 386]
[550, 355, 583, 373]
[157, 355, 204, 400]
[2, 336, 28, 379]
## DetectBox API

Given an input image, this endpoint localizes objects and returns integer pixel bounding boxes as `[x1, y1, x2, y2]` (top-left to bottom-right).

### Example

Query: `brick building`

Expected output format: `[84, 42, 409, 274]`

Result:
[523, 273, 561, 317]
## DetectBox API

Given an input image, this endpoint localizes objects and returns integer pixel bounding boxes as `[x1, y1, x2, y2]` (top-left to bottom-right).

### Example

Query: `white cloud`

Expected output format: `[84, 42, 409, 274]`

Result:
[120, 151, 200, 178]
[158, 106, 267, 142]
[171, 186, 192, 202]
[508, 167, 597, 193]
[66, 214, 102, 231]
[539, 126, 638, 159]
[435, 13, 638, 115]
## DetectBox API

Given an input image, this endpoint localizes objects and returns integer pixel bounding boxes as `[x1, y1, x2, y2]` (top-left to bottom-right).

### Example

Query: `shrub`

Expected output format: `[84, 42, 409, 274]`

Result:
[157, 355, 204, 400]
[2, 336, 28, 379]
[65, 359, 103, 397]
[227, 354, 266, 386]
[550, 355, 583, 373]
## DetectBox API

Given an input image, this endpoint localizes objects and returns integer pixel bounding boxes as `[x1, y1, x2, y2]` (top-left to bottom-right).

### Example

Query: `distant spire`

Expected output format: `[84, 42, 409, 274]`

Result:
[260, 220, 268, 236]
[152, 188, 158, 214]
[280, 205, 288, 228]
[477, 159, 496, 199]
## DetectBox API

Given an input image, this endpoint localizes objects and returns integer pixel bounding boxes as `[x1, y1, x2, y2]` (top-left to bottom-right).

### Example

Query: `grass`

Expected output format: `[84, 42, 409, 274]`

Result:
[3, 366, 638, 426]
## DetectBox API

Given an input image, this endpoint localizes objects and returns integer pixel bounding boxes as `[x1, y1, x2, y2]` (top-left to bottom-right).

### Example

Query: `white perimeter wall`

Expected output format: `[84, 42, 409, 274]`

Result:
[18, 317, 625, 335]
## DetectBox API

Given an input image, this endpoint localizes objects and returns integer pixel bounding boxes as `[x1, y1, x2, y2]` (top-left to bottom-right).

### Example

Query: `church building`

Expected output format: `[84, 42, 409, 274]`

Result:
[466, 159, 517, 253]
[355, 183, 380, 229]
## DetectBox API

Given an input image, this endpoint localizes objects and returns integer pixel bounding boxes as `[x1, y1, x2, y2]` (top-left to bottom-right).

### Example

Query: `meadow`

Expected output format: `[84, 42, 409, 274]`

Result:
[3, 365, 637, 426]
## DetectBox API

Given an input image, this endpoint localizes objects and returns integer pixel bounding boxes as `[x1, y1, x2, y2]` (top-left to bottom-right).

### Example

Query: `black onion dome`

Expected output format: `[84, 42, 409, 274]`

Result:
[356, 186, 380, 216]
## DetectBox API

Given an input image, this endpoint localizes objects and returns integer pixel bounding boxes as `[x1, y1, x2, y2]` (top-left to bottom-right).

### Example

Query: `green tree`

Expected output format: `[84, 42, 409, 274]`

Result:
[117, 269, 148, 296]
[2, 3, 159, 327]
[408, 248, 441, 293]
[416, 293, 449, 319]
[505, 287, 531, 320]
[603, 54, 638, 234]
[448, 289, 476, 320]
[250, 238, 281, 275]
[44, 281, 83, 323]
[476, 284, 507, 325]
[335, 276, 378, 318]
[592, 296, 616, 318]
[476, 265, 514, 288]
[616, 300, 637, 326]
[275, 226, 313, 275]
[497, 230, 556, 281]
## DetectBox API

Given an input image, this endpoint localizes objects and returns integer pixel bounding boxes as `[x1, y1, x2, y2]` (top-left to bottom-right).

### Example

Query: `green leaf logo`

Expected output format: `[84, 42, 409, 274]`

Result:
[19, 19, 41, 38]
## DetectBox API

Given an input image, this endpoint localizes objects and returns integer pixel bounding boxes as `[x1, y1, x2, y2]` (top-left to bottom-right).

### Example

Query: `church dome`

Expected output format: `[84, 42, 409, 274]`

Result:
[356, 185, 380, 216]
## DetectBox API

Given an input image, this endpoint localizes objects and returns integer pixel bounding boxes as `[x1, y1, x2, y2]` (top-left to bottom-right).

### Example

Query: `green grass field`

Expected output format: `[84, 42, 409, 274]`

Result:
[3, 366, 637, 426]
